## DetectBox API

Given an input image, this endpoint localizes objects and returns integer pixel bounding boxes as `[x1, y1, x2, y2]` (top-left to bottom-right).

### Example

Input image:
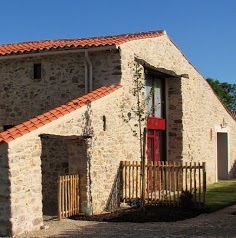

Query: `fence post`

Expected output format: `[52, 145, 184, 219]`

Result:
[119, 161, 124, 202]
[58, 176, 61, 220]
[193, 162, 197, 206]
[203, 162, 206, 205]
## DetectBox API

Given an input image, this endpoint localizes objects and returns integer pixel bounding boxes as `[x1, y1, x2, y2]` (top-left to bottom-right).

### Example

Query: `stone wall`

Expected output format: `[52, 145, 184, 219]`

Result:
[7, 137, 43, 236]
[182, 75, 236, 183]
[4, 88, 142, 235]
[118, 37, 187, 163]
[88, 93, 141, 213]
[119, 34, 236, 182]
[0, 50, 121, 130]
[91, 50, 121, 89]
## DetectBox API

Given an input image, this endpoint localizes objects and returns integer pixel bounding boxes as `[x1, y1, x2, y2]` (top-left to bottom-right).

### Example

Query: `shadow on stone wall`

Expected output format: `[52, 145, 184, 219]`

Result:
[229, 160, 236, 178]
[0, 143, 12, 237]
[40, 136, 70, 216]
[40, 135, 89, 216]
[105, 164, 122, 212]
[168, 78, 183, 162]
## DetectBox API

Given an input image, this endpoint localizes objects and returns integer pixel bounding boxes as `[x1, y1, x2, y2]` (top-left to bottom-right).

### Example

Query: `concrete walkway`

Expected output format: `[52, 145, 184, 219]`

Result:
[18, 204, 236, 238]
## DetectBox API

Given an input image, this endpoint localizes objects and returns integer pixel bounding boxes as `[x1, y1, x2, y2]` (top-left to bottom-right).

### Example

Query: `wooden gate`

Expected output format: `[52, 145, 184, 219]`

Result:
[58, 174, 79, 220]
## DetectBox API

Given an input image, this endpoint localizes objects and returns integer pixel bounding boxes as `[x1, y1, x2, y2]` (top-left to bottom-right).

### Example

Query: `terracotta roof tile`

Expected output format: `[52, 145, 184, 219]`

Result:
[20, 129, 30, 136]
[14, 124, 26, 129]
[0, 85, 122, 144]
[0, 31, 164, 56]
[0, 131, 10, 136]
[34, 122, 45, 128]
[13, 133, 22, 139]
[22, 121, 32, 126]
[65, 107, 75, 113]
[4, 137, 15, 143]
[29, 118, 40, 123]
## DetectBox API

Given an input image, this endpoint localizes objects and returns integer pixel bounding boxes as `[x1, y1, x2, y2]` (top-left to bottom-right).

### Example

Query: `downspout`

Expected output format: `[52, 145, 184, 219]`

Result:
[84, 60, 88, 94]
[84, 50, 93, 215]
[85, 51, 93, 92]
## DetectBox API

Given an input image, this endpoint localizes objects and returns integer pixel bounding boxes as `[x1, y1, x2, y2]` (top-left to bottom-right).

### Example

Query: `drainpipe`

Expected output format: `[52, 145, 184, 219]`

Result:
[85, 51, 93, 92]
[84, 60, 88, 94]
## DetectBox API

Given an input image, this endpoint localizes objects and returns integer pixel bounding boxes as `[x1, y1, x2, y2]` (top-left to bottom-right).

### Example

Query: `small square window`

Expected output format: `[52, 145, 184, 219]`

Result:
[33, 63, 41, 79]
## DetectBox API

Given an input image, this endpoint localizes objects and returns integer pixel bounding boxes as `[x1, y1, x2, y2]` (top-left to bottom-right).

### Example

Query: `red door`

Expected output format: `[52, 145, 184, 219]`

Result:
[146, 117, 165, 164]
[147, 129, 161, 192]
[147, 130, 160, 164]
[146, 118, 166, 192]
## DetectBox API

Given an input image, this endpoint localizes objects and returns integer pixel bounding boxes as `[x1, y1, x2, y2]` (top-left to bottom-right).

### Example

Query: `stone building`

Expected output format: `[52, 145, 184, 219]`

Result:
[0, 30, 235, 236]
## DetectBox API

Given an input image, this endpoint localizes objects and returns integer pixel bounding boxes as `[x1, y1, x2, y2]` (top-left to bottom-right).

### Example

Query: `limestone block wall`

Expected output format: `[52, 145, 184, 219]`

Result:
[181, 75, 236, 183]
[0, 50, 121, 129]
[5, 107, 86, 236]
[119, 36, 187, 162]
[89, 93, 141, 213]
[90, 50, 121, 89]
[3, 88, 142, 235]
[7, 137, 43, 236]
[0, 54, 83, 127]
[119, 34, 236, 182]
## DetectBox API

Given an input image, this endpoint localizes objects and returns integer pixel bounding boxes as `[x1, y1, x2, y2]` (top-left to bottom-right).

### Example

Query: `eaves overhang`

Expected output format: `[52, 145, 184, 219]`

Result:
[0, 45, 118, 60]
[136, 57, 189, 79]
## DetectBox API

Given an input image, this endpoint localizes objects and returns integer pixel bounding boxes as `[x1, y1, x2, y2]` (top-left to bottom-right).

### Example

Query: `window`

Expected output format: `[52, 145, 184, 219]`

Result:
[33, 63, 41, 79]
[145, 74, 165, 118]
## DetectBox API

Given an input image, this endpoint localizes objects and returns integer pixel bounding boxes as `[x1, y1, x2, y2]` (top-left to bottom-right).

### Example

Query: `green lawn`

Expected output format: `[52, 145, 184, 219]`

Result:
[205, 181, 236, 212]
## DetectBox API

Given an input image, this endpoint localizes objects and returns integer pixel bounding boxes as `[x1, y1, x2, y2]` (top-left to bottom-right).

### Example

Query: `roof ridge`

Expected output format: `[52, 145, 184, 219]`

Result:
[0, 85, 122, 144]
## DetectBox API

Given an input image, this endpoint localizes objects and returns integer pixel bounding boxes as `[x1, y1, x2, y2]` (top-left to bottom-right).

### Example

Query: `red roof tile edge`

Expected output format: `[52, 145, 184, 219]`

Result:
[0, 85, 122, 144]
[0, 30, 165, 56]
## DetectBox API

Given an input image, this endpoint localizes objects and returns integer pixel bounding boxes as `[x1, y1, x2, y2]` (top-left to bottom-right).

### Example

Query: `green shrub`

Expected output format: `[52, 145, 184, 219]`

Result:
[179, 190, 194, 209]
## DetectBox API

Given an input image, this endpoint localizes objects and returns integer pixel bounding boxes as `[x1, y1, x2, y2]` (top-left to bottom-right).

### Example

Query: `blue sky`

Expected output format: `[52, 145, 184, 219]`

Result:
[1, 0, 235, 84]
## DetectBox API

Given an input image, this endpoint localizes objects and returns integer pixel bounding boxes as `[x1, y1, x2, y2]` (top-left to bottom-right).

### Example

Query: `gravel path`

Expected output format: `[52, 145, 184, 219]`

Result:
[18, 204, 236, 238]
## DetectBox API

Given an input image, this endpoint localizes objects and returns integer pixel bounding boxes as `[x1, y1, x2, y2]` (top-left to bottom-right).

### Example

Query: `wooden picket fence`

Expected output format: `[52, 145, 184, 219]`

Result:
[58, 174, 79, 220]
[120, 161, 206, 207]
